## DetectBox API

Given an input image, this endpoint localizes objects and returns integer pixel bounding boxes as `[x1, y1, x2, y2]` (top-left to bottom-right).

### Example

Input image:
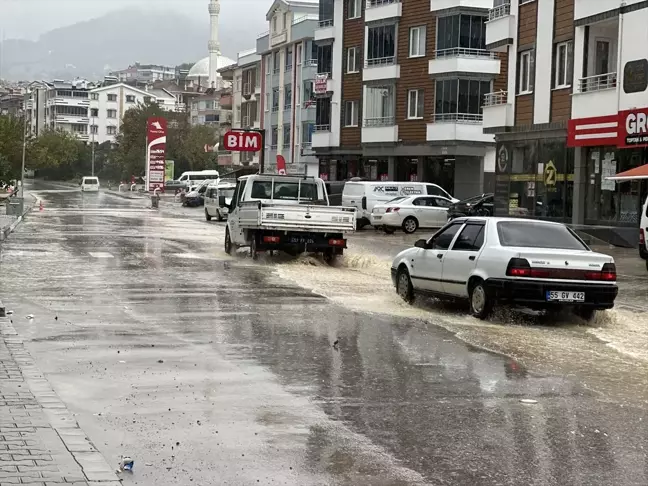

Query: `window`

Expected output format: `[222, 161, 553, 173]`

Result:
[286, 47, 293, 71]
[91, 93, 99, 101]
[90, 108, 99, 117]
[344, 100, 359, 127]
[595, 40, 610, 75]
[497, 221, 587, 250]
[435, 79, 491, 117]
[235, 76, 242, 92]
[433, 197, 453, 208]
[365, 85, 395, 124]
[265, 92, 270, 111]
[251, 180, 318, 201]
[126, 95, 136, 103]
[107, 94, 117, 102]
[348, 0, 361, 19]
[283, 124, 291, 147]
[554, 41, 572, 89]
[316, 97, 332, 126]
[409, 26, 426, 57]
[107, 126, 117, 135]
[266, 55, 271, 74]
[284, 84, 292, 109]
[271, 126, 278, 148]
[431, 223, 463, 250]
[302, 122, 314, 143]
[303, 80, 313, 104]
[451, 224, 485, 251]
[283, 12, 289, 29]
[367, 24, 396, 64]
[426, 185, 452, 199]
[518, 50, 534, 94]
[273, 52, 280, 73]
[319, 0, 334, 24]
[107, 109, 117, 118]
[317, 44, 333, 74]
[297, 44, 303, 65]
[407, 89, 424, 119]
[273, 16, 278, 33]
[347, 47, 359, 73]
[272, 88, 279, 112]
[90, 125, 98, 134]
[436, 14, 486, 51]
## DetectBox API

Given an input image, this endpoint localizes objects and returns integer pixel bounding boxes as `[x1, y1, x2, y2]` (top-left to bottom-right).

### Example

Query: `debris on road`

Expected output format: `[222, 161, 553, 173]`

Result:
[6, 310, 13, 316]
[519, 399, 538, 404]
[158, 359, 164, 363]
[26, 314, 34, 320]
[117, 456, 134, 472]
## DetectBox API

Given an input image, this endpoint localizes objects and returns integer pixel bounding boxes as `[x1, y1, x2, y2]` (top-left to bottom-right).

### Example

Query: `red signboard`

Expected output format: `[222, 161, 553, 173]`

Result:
[223, 130, 262, 152]
[618, 108, 648, 148]
[276, 155, 286, 175]
[146, 117, 167, 192]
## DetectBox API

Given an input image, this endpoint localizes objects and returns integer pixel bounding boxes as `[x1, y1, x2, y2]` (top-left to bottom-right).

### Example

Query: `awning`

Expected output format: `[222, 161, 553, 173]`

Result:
[606, 163, 648, 181]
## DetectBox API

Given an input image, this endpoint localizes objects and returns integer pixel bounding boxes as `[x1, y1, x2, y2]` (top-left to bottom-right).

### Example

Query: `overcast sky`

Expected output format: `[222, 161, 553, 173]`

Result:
[1, 0, 266, 39]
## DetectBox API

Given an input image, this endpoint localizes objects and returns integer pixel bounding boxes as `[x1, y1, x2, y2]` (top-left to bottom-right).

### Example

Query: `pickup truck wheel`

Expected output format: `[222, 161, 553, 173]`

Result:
[323, 251, 336, 265]
[469, 280, 493, 320]
[575, 307, 596, 321]
[216, 210, 223, 222]
[205, 209, 212, 221]
[224, 228, 232, 255]
[402, 217, 418, 234]
[396, 268, 414, 303]
[250, 234, 259, 260]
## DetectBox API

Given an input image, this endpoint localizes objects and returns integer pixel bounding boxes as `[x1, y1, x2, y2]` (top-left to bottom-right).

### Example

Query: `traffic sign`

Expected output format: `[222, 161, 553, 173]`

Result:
[545, 160, 557, 186]
[223, 130, 262, 152]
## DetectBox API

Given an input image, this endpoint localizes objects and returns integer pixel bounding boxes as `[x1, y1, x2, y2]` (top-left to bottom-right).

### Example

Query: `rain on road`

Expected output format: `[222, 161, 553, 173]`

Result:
[1, 181, 648, 486]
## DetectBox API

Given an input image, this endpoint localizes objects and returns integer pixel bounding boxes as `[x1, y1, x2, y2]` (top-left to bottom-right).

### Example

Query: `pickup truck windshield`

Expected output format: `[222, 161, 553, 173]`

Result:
[250, 181, 318, 201]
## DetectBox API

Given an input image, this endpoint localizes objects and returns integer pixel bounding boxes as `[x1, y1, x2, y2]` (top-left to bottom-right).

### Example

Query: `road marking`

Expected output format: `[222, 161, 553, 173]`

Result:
[88, 252, 114, 258]
[171, 253, 219, 260]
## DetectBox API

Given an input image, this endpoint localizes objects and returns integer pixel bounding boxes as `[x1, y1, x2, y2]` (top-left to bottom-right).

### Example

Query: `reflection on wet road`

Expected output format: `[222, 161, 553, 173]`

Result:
[1, 182, 647, 485]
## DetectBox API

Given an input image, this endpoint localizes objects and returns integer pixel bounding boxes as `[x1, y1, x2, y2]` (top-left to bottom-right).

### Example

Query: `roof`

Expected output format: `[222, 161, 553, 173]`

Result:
[266, 0, 318, 20]
[89, 83, 151, 97]
[187, 55, 237, 79]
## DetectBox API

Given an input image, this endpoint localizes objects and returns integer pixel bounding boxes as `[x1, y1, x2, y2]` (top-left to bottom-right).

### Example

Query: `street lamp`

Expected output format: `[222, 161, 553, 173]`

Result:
[20, 91, 29, 197]
[91, 114, 95, 176]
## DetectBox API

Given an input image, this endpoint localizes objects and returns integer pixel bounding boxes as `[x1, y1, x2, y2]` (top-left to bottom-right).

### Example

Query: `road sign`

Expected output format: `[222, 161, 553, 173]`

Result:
[223, 130, 262, 152]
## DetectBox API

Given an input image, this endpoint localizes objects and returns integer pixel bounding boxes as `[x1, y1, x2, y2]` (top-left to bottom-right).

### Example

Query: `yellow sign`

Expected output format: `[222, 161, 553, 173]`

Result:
[545, 161, 557, 186]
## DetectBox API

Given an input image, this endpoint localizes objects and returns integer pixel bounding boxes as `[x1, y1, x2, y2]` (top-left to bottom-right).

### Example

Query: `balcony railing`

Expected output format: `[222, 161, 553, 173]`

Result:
[242, 115, 250, 127]
[304, 59, 318, 67]
[314, 124, 331, 132]
[433, 48, 497, 59]
[364, 116, 395, 127]
[367, 0, 400, 7]
[301, 142, 312, 148]
[365, 56, 396, 67]
[433, 113, 483, 123]
[243, 83, 253, 96]
[318, 19, 333, 28]
[577, 72, 617, 93]
[488, 3, 511, 21]
[270, 144, 278, 150]
[483, 91, 508, 107]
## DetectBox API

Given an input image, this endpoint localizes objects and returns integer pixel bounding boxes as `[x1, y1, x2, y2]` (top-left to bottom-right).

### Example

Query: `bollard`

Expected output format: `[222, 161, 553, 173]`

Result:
[130, 183, 137, 192]
[119, 184, 125, 192]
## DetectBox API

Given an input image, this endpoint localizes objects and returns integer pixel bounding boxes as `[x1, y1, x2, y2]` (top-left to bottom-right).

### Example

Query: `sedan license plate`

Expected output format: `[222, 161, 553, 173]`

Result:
[290, 237, 315, 244]
[373, 215, 382, 220]
[546, 291, 585, 302]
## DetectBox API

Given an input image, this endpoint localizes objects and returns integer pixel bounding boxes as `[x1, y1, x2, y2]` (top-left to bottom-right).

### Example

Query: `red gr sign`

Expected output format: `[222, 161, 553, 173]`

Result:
[619, 108, 648, 148]
[223, 130, 262, 152]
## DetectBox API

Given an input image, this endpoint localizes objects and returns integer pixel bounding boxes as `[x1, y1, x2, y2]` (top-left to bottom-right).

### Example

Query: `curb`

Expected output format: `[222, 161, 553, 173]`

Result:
[0, 194, 37, 242]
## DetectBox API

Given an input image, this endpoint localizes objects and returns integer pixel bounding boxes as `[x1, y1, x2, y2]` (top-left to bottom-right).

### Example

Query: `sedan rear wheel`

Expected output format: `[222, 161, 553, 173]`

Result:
[402, 217, 418, 234]
[396, 268, 414, 303]
[469, 281, 493, 320]
[205, 209, 212, 221]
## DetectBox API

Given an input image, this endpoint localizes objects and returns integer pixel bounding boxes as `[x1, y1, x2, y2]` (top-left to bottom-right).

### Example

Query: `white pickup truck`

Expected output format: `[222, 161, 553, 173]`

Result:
[224, 174, 356, 262]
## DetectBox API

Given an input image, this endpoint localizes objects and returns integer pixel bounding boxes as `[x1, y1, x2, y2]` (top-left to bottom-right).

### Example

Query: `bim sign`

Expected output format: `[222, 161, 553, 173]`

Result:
[223, 131, 262, 152]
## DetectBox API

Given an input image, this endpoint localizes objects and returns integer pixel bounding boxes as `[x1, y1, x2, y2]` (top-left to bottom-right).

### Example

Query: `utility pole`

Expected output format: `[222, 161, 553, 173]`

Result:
[20, 93, 28, 197]
[91, 115, 96, 176]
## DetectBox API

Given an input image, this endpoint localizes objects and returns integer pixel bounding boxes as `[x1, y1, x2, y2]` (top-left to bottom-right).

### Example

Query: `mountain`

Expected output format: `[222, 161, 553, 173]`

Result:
[0, 8, 244, 81]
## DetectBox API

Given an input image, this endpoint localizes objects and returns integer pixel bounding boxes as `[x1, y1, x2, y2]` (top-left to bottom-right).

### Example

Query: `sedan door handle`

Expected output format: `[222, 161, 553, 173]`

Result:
[469, 256, 476, 261]
[437, 253, 443, 259]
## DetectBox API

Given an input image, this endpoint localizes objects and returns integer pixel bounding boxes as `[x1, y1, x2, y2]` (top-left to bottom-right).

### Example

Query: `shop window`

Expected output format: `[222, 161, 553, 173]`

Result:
[536, 139, 570, 221]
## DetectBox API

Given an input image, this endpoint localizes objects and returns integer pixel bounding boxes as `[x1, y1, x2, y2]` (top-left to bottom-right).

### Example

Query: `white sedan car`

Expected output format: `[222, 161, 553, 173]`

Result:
[371, 195, 453, 234]
[391, 217, 618, 320]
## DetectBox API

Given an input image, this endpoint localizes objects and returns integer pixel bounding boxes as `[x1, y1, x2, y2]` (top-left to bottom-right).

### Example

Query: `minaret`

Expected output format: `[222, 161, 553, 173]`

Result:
[208, 0, 221, 89]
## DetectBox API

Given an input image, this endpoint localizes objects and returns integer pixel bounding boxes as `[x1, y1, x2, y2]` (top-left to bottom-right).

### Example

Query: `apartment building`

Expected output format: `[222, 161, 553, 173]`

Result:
[89, 83, 180, 144]
[485, 0, 648, 242]
[218, 49, 262, 166]
[256, 0, 320, 175]
[312, 0, 507, 199]
[110, 64, 177, 84]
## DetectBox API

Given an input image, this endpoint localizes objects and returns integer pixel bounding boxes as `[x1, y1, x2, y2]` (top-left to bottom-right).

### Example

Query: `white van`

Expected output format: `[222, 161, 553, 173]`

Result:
[81, 176, 99, 192]
[205, 180, 236, 221]
[640, 195, 648, 270]
[177, 170, 220, 188]
[342, 181, 457, 228]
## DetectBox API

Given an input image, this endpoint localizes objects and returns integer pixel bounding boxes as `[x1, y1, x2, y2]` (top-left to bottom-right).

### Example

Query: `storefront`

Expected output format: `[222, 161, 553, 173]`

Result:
[494, 138, 575, 222]
[318, 157, 388, 181]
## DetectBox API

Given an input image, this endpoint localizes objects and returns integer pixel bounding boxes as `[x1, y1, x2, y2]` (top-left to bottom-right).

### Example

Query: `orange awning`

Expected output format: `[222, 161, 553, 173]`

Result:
[606, 164, 648, 181]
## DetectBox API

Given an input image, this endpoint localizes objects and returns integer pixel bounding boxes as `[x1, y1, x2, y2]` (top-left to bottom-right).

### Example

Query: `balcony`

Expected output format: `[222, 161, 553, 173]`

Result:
[430, 0, 493, 12]
[365, 0, 402, 23]
[304, 59, 318, 69]
[362, 116, 398, 143]
[312, 124, 334, 148]
[485, 3, 515, 51]
[429, 48, 500, 76]
[572, 72, 619, 119]
[482, 91, 513, 129]
[220, 94, 233, 109]
[363, 57, 400, 82]
[426, 113, 494, 143]
[315, 19, 335, 42]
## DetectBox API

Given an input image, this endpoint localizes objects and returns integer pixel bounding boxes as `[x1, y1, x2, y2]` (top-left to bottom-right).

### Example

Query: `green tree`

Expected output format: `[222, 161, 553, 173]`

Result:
[0, 115, 27, 180]
[30, 128, 82, 179]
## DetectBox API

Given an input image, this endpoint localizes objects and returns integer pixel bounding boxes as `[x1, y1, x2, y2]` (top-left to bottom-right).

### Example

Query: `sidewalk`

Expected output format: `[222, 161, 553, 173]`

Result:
[0, 317, 120, 486]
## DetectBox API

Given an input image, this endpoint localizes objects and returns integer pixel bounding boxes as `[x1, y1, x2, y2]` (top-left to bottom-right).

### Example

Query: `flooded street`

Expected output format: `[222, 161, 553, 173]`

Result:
[1, 182, 648, 485]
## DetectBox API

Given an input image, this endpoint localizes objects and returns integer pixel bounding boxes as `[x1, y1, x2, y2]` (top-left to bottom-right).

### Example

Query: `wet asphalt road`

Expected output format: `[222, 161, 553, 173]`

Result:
[1, 181, 648, 485]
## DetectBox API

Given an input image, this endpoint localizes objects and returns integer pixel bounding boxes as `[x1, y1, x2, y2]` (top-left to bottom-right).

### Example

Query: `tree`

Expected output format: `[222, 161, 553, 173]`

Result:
[30, 128, 81, 170]
[0, 115, 26, 180]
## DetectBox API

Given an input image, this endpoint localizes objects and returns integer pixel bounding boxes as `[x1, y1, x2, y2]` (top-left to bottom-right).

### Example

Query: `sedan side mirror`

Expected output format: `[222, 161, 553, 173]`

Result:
[414, 239, 427, 249]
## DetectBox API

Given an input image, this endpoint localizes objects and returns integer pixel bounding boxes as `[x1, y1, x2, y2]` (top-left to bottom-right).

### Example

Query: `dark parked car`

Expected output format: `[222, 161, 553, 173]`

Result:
[165, 180, 187, 192]
[447, 193, 494, 220]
